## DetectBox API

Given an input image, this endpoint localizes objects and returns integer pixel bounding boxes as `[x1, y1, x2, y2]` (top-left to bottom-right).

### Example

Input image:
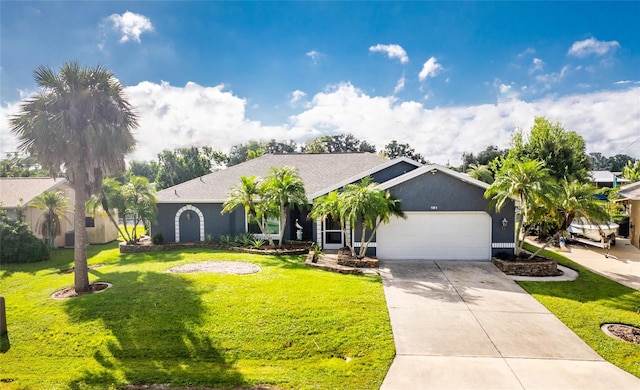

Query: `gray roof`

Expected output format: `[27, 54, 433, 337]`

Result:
[0, 177, 68, 208]
[589, 170, 629, 184]
[618, 181, 640, 200]
[156, 153, 391, 203]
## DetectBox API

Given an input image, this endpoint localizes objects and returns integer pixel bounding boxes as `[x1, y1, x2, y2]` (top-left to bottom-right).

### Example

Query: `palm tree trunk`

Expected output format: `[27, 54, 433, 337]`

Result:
[73, 172, 90, 293]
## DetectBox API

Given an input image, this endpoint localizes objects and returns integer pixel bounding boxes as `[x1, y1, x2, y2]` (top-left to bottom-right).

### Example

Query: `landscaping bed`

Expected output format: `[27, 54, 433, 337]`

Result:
[492, 256, 561, 277]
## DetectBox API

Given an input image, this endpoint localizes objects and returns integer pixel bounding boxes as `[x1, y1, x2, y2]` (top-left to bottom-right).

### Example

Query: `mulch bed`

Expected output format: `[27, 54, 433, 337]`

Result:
[51, 282, 112, 299]
[602, 323, 640, 344]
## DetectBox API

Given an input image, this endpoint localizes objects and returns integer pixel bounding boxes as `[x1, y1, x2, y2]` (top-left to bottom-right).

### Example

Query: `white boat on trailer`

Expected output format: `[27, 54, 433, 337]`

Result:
[567, 217, 619, 247]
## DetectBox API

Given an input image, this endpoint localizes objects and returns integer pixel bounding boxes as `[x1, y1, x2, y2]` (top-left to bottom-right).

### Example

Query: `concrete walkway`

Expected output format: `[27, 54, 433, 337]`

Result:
[379, 260, 640, 389]
[561, 237, 640, 291]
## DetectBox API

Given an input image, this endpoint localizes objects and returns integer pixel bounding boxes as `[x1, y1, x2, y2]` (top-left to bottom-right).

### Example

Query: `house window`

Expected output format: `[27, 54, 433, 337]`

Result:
[247, 215, 280, 237]
[85, 217, 95, 228]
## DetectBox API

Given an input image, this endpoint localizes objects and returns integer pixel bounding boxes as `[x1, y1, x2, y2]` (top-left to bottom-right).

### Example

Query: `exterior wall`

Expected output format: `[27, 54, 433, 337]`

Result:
[152, 203, 245, 243]
[87, 211, 119, 244]
[630, 200, 640, 249]
[380, 171, 515, 257]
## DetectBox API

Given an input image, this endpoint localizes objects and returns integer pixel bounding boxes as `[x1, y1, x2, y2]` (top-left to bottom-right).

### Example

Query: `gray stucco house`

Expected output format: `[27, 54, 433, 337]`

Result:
[152, 153, 515, 260]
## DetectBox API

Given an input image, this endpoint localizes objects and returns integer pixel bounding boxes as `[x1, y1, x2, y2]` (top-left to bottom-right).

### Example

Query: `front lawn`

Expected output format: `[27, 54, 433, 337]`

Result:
[518, 243, 640, 378]
[0, 243, 395, 389]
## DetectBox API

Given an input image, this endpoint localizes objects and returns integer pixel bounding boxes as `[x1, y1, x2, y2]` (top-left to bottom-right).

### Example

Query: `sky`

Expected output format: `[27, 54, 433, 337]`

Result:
[1, 1, 639, 166]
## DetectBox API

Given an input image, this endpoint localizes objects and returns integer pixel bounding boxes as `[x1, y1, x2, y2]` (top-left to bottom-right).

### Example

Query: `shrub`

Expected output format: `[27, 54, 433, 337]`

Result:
[235, 233, 257, 247]
[249, 237, 265, 249]
[151, 232, 164, 245]
[217, 235, 234, 248]
[0, 211, 49, 263]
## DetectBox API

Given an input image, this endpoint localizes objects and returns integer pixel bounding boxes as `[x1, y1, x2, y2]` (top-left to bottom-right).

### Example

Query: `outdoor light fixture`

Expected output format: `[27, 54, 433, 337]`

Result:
[501, 218, 508, 229]
[186, 212, 191, 221]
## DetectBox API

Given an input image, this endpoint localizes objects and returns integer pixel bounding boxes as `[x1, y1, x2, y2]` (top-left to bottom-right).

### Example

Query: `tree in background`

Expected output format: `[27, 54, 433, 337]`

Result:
[382, 140, 426, 164]
[155, 147, 211, 190]
[0, 152, 50, 177]
[10, 62, 137, 292]
[30, 190, 72, 249]
[126, 160, 159, 183]
[461, 145, 508, 172]
[263, 166, 308, 248]
[507, 117, 591, 182]
[303, 134, 376, 154]
[228, 140, 267, 166]
[587, 152, 636, 172]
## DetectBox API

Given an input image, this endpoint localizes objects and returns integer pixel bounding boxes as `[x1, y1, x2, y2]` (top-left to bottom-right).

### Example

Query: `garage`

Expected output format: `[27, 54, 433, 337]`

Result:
[376, 211, 492, 260]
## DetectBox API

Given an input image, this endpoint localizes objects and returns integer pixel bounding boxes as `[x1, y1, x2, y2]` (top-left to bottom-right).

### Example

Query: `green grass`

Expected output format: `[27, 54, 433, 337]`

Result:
[518, 242, 640, 378]
[0, 243, 395, 389]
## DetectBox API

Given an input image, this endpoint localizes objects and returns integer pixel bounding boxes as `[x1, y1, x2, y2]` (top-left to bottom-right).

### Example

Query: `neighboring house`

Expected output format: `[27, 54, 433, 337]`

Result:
[589, 170, 629, 189]
[153, 153, 515, 261]
[618, 181, 640, 249]
[0, 177, 118, 247]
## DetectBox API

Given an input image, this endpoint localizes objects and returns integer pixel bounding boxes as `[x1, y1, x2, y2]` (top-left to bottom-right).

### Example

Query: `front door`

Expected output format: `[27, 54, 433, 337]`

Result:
[323, 215, 344, 250]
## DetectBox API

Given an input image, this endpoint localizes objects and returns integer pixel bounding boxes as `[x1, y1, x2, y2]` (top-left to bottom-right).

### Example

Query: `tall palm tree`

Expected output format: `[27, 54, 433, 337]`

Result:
[339, 177, 405, 258]
[263, 166, 308, 248]
[30, 190, 72, 249]
[222, 175, 276, 246]
[485, 159, 556, 256]
[10, 62, 137, 292]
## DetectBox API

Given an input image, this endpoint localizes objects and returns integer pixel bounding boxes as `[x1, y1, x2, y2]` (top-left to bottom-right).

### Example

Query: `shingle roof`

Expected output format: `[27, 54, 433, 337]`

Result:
[0, 177, 68, 208]
[156, 153, 390, 203]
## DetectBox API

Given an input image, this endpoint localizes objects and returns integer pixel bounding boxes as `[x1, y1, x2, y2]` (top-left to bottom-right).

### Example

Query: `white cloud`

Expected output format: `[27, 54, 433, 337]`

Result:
[306, 50, 322, 64]
[369, 44, 409, 64]
[1, 82, 637, 166]
[568, 37, 620, 57]
[517, 47, 536, 58]
[108, 11, 153, 43]
[418, 57, 443, 81]
[530, 58, 545, 73]
[393, 75, 406, 94]
[289, 90, 308, 107]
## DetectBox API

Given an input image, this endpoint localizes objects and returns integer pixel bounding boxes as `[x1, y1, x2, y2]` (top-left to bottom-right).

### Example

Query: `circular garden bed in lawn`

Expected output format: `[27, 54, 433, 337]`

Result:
[167, 261, 261, 275]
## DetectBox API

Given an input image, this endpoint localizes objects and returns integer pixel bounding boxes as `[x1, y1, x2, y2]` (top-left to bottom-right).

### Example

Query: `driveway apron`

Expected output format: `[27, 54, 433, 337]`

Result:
[379, 260, 640, 390]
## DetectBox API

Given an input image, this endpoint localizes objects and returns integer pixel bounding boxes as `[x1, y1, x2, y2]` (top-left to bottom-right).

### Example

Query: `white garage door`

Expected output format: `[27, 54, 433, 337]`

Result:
[376, 212, 491, 260]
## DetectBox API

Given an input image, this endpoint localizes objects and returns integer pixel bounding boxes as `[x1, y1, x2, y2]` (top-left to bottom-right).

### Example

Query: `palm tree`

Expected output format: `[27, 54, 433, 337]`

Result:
[222, 175, 276, 246]
[309, 190, 347, 246]
[30, 190, 72, 249]
[10, 62, 137, 292]
[122, 176, 157, 242]
[485, 159, 556, 256]
[466, 163, 494, 184]
[339, 177, 405, 258]
[263, 166, 308, 248]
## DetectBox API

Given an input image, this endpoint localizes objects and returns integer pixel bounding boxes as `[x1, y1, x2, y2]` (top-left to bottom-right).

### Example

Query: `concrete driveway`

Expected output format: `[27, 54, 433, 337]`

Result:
[379, 260, 640, 390]
[562, 237, 640, 291]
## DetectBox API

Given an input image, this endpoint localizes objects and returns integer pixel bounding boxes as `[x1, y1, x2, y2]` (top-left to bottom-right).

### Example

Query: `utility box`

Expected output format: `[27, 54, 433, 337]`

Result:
[0, 296, 7, 336]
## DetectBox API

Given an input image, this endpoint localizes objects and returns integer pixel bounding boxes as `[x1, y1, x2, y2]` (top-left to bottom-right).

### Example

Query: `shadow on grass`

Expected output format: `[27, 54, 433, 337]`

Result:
[63, 270, 245, 389]
[0, 333, 9, 353]
[518, 244, 640, 311]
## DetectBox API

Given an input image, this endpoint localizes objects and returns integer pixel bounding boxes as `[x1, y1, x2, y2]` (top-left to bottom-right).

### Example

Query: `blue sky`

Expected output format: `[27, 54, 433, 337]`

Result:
[1, 1, 639, 165]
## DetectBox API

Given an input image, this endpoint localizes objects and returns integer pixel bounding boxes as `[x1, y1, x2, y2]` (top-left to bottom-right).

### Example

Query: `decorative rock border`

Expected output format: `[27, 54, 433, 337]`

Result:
[601, 323, 640, 344]
[492, 257, 561, 277]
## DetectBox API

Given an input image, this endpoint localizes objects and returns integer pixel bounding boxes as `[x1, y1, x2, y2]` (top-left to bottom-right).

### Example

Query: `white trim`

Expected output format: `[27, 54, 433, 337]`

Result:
[174, 205, 205, 242]
[353, 242, 376, 248]
[245, 211, 280, 238]
[316, 218, 323, 248]
[309, 157, 423, 199]
[492, 242, 516, 248]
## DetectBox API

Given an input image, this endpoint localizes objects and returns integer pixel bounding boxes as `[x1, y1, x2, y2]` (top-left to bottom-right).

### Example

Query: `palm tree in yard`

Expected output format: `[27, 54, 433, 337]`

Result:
[222, 175, 277, 247]
[31, 190, 72, 249]
[338, 177, 405, 258]
[10, 62, 137, 292]
[263, 166, 308, 248]
[485, 159, 556, 256]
